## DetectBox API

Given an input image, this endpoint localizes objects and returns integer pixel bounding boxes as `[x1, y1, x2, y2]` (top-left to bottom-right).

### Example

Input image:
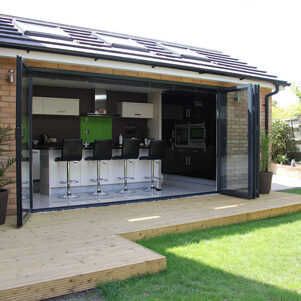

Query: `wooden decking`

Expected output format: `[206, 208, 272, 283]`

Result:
[1, 192, 301, 301]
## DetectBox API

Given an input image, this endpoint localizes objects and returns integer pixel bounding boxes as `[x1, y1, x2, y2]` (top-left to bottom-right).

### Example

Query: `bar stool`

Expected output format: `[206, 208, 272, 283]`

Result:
[55, 139, 82, 199]
[85, 139, 112, 196]
[139, 140, 166, 192]
[112, 138, 140, 194]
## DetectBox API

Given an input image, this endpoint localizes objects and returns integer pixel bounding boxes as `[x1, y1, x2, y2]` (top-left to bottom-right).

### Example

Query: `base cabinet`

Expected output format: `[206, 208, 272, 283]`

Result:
[162, 147, 215, 179]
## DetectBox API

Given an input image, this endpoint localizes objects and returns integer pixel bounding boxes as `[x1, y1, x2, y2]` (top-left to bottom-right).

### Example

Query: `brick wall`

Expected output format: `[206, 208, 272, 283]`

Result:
[270, 162, 301, 178]
[0, 57, 272, 216]
[0, 57, 17, 215]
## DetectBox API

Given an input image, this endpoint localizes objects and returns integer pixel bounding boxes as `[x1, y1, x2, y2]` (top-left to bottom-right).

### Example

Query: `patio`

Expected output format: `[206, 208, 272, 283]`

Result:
[1, 191, 301, 301]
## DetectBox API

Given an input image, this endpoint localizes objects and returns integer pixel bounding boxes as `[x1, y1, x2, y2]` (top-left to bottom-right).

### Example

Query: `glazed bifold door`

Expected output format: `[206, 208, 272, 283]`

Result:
[217, 84, 259, 199]
[16, 56, 33, 227]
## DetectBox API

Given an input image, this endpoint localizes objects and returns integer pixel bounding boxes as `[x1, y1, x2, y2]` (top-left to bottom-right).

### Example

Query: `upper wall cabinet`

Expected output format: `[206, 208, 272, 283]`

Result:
[32, 97, 80, 116]
[117, 102, 153, 118]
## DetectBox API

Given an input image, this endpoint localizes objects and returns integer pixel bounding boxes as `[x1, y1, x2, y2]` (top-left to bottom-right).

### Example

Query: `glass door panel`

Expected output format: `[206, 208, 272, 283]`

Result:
[16, 56, 33, 227]
[217, 84, 259, 199]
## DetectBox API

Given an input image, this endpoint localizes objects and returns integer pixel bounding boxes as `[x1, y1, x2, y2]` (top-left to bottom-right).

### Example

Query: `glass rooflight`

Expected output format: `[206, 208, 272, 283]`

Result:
[96, 34, 149, 52]
[161, 44, 210, 62]
[15, 20, 72, 41]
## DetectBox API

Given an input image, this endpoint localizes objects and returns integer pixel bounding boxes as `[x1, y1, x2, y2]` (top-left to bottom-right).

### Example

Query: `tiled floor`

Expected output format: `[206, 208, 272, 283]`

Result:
[32, 178, 217, 209]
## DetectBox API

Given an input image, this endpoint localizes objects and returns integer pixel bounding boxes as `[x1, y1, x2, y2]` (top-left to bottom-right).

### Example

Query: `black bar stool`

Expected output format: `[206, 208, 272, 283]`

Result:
[55, 139, 82, 199]
[85, 139, 112, 196]
[112, 138, 140, 194]
[139, 140, 166, 192]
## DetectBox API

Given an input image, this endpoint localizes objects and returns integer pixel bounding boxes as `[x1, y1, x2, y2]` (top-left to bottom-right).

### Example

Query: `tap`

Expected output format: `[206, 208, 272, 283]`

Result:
[84, 129, 90, 148]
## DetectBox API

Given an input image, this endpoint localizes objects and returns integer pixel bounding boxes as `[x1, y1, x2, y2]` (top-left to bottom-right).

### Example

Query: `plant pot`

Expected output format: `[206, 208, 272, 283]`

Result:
[259, 172, 273, 194]
[0, 189, 9, 225]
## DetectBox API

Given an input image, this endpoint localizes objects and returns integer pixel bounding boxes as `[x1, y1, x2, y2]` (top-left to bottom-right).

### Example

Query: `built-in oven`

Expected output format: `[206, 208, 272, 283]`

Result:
[174, 123, 206, 150]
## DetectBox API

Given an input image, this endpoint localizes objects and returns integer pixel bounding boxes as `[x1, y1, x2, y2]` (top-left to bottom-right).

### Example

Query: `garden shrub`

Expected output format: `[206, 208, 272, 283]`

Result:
[271, 120, 289, 162]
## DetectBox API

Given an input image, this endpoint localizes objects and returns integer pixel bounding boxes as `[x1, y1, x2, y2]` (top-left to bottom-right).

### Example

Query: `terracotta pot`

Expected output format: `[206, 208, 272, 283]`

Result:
[0, 189, 9, 225]
[259, 172, 273, 194]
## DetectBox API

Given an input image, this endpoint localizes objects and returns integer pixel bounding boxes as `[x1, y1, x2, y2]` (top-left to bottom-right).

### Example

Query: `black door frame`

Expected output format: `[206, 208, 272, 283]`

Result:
[16, 56, 33, 227]
[216, 84, 259, 199]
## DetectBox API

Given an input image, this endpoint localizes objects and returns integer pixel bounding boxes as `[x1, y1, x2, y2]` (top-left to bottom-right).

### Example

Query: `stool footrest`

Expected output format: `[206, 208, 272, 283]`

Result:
[89, 178, 108, 182]
[118, 176, 134, 180]
[59, 180, 79, 184]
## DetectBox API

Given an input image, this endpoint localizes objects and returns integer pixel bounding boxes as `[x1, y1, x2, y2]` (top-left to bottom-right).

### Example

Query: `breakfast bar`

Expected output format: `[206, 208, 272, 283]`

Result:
[38, 144, 160, 196]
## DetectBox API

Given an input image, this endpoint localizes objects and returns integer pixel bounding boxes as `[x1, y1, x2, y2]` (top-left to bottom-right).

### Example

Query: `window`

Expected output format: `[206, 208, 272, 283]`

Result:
[161, 44, 210, 62]
[15, 20, 72, 41]
[95, 33, 148, 52]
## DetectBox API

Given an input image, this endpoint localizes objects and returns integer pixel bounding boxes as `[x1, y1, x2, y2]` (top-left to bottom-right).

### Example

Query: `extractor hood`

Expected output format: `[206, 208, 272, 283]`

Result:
[87, 89, 107, 116]
[87, 89, 119, 116]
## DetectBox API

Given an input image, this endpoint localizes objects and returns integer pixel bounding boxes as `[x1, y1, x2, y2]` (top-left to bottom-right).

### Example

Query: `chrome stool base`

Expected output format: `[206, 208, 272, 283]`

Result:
[58, 192, 80, 199]
[89, 190, 108, 196]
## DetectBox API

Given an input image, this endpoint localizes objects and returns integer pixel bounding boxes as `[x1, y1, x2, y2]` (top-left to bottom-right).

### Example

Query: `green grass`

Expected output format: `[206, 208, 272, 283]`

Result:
[282, 188, 301, 195]
[98, 211, 301, 301]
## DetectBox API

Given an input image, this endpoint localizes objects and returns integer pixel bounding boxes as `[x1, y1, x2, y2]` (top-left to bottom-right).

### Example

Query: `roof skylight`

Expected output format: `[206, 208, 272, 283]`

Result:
[15, 20, 72, 41]
[95, 34, 148, 52]
[161, 44, 210, 62]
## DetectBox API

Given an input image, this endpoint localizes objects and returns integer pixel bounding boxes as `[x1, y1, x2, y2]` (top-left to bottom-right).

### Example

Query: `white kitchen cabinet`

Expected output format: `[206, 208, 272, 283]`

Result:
[32, 97, 79, 116]
[32, 97, 44, 114]
[40, 150, 81, 196]
[117, 102, 153, 118]
[32, 150, 40, 180]
[81, 149, 110, 186]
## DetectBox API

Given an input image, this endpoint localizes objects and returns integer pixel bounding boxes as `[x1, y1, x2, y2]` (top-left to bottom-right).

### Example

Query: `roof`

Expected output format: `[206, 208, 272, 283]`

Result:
[0, 14, 288, 86]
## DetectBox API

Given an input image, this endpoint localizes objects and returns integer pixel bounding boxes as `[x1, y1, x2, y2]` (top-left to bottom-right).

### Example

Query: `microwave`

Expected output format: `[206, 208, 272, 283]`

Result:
[174, 123, 206, 150]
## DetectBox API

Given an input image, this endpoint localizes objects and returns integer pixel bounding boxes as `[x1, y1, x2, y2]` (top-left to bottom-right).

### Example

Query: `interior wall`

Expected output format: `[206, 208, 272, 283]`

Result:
[147, 91, 162, 140]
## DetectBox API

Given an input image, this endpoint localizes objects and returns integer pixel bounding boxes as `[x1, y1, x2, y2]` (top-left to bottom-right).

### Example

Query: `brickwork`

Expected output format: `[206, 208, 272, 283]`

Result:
[0, 58, 273, 215]
[0, 57, 17, 215]
[220, 90, 249, 190]
[270, 162, 301, 178]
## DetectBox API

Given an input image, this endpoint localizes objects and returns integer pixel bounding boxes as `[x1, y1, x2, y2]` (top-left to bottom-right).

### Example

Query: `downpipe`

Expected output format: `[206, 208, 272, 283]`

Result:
[264, 84, 279, 133]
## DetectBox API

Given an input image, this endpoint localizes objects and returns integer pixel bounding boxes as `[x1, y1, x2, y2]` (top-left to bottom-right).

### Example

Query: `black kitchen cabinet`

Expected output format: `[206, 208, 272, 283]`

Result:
[162, 90, 216, 180]
[162, 147, 215, 180]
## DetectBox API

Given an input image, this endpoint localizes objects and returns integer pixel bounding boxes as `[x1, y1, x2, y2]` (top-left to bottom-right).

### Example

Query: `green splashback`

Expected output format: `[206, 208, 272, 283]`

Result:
[80, 116, 112, 142]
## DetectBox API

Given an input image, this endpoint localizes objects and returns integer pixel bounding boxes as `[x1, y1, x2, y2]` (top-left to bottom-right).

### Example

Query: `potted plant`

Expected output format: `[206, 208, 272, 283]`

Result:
[0, 125, 16, 225]
[259, 130, 273, 194]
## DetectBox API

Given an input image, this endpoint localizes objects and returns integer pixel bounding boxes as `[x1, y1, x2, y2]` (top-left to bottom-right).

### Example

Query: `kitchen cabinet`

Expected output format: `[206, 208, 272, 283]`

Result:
[32, 150, 40, 180]
[33, 97, 80, 116]
[32, 98, 44, 114]
[162, 147, 215, 179]
[162, 104, 183, 120]
[117, 102, 153, 118]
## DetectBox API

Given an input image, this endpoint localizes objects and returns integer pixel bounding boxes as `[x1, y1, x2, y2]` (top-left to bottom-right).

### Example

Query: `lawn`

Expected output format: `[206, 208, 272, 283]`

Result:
[283, 188, 301, 195]
[98, 211, 301, 301]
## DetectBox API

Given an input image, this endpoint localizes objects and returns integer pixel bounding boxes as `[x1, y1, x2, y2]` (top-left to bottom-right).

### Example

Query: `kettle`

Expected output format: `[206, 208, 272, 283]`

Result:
[41, 134, 49, 146]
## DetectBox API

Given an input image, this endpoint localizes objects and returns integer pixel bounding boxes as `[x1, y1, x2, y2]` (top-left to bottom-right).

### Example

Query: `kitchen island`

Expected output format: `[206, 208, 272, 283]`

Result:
[36, 144, 161, 196]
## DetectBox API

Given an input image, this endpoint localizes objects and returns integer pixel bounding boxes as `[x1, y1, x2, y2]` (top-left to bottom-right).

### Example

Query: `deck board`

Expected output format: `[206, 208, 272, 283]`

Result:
[1, 192, 301, 300]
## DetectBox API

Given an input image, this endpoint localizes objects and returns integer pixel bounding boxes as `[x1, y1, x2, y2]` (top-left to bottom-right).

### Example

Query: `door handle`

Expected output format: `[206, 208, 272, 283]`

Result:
[186, 109, 191, 117]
